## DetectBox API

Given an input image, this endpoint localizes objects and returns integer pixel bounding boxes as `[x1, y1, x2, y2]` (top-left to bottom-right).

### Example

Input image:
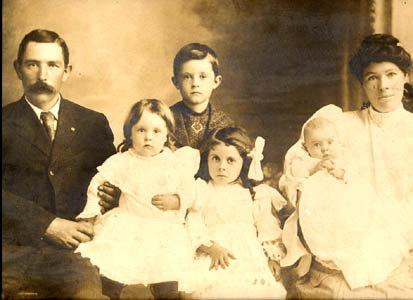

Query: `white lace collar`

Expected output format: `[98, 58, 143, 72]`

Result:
[367, 105, 406, 128]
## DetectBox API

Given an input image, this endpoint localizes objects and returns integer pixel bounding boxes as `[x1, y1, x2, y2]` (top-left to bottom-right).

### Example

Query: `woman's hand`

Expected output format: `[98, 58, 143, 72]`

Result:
[98, 181, 121, 214]
[268, 259, 282, 281]
[151, 193, 180, 211]
[201, 242, 236, 270]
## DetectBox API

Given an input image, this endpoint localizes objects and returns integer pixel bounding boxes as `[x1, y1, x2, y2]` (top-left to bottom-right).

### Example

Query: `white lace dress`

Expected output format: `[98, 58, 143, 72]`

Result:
[186, 179, 287, 299]
[75, 147, 200, 291]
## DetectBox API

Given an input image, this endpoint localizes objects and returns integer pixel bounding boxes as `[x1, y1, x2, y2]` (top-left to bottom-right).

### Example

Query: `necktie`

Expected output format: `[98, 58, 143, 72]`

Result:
[40, 111, 56, 141]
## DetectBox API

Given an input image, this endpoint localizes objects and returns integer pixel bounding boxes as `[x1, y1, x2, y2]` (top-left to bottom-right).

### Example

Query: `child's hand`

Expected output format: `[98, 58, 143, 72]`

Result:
[268, 259, 282, 281]
[151, 193, 180, 211]
[312, 158, 335, 174]
[204, 242, 236, 270]
[328, 167, 345, 180]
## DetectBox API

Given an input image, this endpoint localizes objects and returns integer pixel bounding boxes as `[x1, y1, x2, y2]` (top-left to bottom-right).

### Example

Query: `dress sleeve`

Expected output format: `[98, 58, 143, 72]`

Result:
[253, 184, 286, 242]
[173, 147, 200, 211]
[75, 153, 123, 219]
[253, 184, 287, 261]
[279, 145, 311, 207]
[75, 172, 107, 219]
[185, 179, 211, 255]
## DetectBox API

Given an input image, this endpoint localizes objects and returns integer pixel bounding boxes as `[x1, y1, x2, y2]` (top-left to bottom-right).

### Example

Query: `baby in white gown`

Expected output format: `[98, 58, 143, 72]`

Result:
[280, 104, 407, 289]
[75, 99, 199, 296]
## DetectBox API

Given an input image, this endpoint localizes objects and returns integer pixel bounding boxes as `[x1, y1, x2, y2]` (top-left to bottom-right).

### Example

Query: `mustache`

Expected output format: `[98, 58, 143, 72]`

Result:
[27, 81, 55, 94]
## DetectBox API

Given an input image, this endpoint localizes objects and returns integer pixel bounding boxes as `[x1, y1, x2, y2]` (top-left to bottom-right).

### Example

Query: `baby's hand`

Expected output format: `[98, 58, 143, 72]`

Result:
[205, 242, 236, 270]
[313, 158, 335, 174]
[151, 193, 180, 211]
[328, 167, 345, 180]
[268, 259, 282, 281]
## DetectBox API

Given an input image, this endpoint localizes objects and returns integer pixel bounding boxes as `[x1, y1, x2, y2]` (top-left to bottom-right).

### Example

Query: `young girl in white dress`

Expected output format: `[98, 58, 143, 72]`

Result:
[186, 127, 287, 299]
[75, 99, 200, 298]
[280, 104, 409, 291]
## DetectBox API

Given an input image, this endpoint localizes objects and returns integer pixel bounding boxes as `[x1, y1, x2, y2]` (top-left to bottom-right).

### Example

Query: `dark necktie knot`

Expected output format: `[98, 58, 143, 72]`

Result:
[40, 111, 56, 141]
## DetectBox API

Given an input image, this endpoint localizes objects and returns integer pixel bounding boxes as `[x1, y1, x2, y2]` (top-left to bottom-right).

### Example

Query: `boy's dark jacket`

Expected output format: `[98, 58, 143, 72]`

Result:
[170, 101, 234, 149]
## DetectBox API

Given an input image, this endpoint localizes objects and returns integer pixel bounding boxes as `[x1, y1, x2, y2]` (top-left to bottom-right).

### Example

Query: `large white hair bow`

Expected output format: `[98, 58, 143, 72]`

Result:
[248, 136, 265, 181]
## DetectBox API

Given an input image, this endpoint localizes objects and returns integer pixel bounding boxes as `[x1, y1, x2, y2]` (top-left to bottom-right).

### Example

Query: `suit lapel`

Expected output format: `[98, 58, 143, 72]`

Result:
[12, 98, 52, 156]
[50, 98, 78, 164]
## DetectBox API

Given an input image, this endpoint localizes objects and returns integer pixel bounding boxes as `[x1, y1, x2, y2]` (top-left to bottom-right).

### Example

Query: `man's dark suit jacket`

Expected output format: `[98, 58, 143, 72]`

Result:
[2, 96, 116, 245]
[2, 96, 116, 297]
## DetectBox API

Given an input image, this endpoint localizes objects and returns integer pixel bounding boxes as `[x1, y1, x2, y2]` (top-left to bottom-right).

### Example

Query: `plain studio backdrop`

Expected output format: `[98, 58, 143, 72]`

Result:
[3, 0, 413, 170]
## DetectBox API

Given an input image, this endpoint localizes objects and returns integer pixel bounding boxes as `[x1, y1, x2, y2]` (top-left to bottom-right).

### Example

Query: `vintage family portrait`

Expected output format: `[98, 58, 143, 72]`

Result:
[2, 0, 413, 299]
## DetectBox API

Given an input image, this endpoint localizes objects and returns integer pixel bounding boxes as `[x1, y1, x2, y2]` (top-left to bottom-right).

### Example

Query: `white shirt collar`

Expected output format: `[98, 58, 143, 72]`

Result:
[25, 94, 61, 121]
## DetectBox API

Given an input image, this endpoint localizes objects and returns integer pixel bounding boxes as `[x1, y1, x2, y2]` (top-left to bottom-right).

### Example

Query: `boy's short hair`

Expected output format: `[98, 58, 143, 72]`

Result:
[173, 43, 220, 77]
[303, 117, 336, 142]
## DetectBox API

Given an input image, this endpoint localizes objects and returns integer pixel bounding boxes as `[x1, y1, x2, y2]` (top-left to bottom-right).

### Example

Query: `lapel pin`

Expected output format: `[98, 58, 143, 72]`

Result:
[71, 127, 76, 132]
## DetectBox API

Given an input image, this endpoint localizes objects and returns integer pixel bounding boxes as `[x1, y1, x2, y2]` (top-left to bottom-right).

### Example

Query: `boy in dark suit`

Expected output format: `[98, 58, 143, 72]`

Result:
[2, 29, 116, 299]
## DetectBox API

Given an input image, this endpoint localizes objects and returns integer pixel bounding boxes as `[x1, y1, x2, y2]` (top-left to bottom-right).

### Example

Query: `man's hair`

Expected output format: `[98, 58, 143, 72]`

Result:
[17, 29, 70, 66]
[173, 43, 220, 77]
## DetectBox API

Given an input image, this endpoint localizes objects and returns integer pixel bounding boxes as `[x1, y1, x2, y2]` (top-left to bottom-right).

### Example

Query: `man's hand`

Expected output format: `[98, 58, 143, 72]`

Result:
[151, 193, 180, 211]
[98, 181, 121, 214]
[44, 217, 94, 249]
[268, 259, 282, 281]
[201, 242, 236, 270]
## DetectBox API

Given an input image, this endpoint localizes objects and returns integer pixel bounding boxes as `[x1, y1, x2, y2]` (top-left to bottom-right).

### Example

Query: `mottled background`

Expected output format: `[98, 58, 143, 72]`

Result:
[3, 0, 413, 170]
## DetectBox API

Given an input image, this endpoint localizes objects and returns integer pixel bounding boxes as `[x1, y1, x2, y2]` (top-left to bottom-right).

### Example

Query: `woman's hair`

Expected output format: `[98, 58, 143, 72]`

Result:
[350, 34, 413, 105]
[196, 127, 260, 194]
[117, 99, 175, 152]
[349, 34, 411, 82]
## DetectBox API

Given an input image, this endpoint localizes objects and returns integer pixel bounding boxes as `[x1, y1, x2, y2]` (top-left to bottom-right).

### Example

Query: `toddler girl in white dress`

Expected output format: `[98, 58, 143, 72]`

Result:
[75, 99, 199, 297]
[186, 127, 287, 299]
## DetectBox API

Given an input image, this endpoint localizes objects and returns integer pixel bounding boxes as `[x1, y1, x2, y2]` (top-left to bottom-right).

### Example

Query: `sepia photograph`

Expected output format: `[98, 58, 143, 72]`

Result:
[2, 0, 413, 299]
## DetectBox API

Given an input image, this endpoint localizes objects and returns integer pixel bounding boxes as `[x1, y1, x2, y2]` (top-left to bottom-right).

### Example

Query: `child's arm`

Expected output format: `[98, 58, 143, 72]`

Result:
[253, 184, 288, 280]
[152, 147, 200, 212]
[187, 206, 236, 271]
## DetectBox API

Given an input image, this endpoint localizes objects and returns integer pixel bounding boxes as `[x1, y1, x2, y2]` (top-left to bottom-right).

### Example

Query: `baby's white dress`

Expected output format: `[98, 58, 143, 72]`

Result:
[75, 147, 199, 291]
[186, 179, 287, 299]
[281, 105, 413, 293]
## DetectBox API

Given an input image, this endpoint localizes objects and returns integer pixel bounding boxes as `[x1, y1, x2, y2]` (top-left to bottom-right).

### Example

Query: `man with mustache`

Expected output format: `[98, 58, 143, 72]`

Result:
[2, 29, 116, 299]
